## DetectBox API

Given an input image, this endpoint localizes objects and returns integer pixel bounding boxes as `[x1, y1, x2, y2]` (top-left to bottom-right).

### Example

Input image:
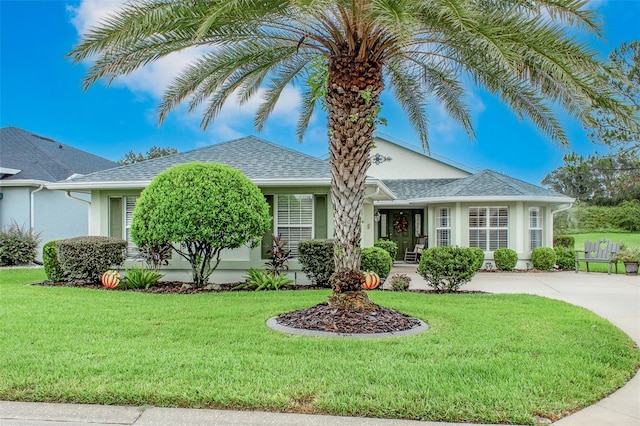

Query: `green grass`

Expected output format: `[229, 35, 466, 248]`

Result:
[569, 232, 640, 273]
[1, 268, 638, 425]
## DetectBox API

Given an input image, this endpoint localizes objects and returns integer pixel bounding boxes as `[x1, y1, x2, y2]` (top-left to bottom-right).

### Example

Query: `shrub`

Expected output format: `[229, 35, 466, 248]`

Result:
[135, 242, 173, 272]
[389, 273, 411, 291]
[417, 246, 478, 292]
[122, 265, 163, 289]
[361, 246, 393, 278]
[0, 221, 41, 266]
[554, 246, 576, 270]
[43, 240, 65, 282]
[553, 235, 575, 248]
[233, 268, 293, 291]
[57, 236, 127, 283]
[298, 239, 335, 287]
[469, 247, 485, 270]
[374, 239, 398, 261]
[131, 162, 271, 287]
[532, 247, 556, 271]
[493, 248, 518, 271]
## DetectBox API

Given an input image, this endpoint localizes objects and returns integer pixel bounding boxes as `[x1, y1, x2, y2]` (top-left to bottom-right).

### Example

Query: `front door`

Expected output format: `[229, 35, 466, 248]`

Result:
[378, 210, 422, 260]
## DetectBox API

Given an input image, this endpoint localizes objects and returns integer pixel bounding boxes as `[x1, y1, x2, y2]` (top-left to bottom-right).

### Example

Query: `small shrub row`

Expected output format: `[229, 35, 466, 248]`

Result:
[0, 221, 41, 266]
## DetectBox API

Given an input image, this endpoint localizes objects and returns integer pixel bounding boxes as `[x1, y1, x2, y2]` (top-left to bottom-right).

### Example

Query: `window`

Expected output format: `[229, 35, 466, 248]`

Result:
[529, 207, 543, 250]
[109, 196, 139, 257]
[414, 213, 422, 238]
[469, 207, 508, 251]
[436, 208, 451, 246]
[379, 213, 388, 238]
[276, 194, 313, 256]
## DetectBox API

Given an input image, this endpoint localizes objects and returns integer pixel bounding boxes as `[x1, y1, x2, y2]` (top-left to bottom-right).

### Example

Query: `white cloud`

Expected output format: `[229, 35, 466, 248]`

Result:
[68, 0, 128, 36]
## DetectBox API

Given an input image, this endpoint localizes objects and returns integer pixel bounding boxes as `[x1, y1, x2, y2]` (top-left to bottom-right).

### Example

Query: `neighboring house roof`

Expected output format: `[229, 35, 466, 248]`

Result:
[51, 136, 331, 187]
[382, 170, 573, 203]
[0, 127, 118, 183]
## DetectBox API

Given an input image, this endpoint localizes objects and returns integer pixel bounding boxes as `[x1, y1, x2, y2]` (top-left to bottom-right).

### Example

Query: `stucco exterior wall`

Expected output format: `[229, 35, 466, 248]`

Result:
[0, 186, 91, 260]
[368, 138, 471, 179]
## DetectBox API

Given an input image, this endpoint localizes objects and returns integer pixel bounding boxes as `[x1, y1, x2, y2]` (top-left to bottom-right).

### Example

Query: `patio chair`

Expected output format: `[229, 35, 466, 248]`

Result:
[404, 237, 427, 263]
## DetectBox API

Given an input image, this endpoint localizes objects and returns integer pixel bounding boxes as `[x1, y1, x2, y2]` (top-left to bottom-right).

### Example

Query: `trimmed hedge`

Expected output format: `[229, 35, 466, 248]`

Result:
[298, 239, 335, 287]
[555, 200, 640, 233]
[374, 239, 398, 261]
[494, 248, 518, 271]
[361, 246, 393, 278]
[43, 240, 65, 282]
[553, 235, 575, 248]
[418, 246, 478, 292]
[57, 236, 127, 283]
[532, 247, 556, 271]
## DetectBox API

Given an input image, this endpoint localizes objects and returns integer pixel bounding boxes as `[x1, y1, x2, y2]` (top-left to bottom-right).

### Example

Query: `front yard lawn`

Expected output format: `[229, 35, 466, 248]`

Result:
[1, 268, 638, 425]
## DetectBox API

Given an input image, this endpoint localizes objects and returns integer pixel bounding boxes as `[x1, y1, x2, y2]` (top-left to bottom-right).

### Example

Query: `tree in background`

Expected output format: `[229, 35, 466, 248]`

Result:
[130, 163, 271, 286]
[588, 41, 640, 154]
[118, 146, 178, 165]
[542, 152, 640, 205]
[70, 0, 634, 308]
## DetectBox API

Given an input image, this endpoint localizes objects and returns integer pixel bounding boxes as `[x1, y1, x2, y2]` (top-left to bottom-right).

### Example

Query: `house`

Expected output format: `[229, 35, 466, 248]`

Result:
[0, 127, 118, 259]
[47, 135, 573, 281]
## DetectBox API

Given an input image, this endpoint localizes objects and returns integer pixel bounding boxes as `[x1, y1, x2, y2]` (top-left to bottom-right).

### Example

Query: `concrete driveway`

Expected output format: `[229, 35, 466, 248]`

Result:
[1, 269, 638, 426]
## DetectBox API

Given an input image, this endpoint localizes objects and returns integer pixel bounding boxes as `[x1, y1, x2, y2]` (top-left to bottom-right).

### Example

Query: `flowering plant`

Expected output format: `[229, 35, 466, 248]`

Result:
[389, 273, 411, 291]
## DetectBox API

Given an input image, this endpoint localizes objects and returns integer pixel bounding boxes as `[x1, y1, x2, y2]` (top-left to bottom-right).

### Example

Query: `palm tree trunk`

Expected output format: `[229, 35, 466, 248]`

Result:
[326, 53, 383, 290]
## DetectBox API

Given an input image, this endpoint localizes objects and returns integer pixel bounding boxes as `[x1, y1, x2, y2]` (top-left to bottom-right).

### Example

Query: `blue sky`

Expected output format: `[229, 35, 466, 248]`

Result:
[1, 0, 639, 185]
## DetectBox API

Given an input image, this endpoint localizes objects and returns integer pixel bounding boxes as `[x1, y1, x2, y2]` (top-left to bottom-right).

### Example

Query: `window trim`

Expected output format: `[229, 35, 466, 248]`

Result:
[468, 206, 509, 251]
[436, 207, 451, 247]
[529, 207, 543, 251]
[274, 194, 314, 257]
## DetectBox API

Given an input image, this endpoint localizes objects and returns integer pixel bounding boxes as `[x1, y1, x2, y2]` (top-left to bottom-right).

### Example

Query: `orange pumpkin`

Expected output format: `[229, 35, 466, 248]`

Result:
[101, 270, 121, 288]
[362, 272, 380, 290]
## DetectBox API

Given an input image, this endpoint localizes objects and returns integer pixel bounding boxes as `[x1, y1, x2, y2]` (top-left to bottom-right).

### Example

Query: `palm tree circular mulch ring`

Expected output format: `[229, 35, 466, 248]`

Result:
[268, 301, 428, 339]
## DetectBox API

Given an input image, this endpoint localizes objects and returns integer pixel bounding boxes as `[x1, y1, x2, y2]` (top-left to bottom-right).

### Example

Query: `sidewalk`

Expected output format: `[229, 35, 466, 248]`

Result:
[1, 270, 638, 426]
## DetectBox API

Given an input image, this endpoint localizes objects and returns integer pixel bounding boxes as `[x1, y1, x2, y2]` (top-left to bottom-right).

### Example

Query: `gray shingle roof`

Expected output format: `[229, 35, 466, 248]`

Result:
[60, 136, 331, 185]
[0, 127, 118, 182]
[383, 170, 571, 201]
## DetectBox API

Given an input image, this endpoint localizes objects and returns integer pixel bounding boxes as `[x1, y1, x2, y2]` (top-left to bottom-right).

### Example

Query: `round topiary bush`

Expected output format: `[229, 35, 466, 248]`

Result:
[361, 246, 393, 278]
[43, 240, 64, 282]
[131, 162, 271, 287]
[493, 248, 518, 271]
[532, 247, 556, 271]
[374, 239, 398, 261]
[418, 246, 478, 292]
[298, 239, 335, 287]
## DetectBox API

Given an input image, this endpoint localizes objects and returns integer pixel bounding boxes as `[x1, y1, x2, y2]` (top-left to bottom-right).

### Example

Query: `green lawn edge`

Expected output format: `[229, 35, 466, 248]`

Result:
[1, 268, 638, 425]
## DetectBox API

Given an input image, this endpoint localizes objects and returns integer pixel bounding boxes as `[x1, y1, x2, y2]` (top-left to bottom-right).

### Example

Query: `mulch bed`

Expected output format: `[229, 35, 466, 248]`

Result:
[275, 301, 422, 334]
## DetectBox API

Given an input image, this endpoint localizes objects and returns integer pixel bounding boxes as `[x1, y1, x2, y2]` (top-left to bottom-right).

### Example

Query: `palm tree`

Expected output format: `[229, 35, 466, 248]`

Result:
[70, 0, 631, 304]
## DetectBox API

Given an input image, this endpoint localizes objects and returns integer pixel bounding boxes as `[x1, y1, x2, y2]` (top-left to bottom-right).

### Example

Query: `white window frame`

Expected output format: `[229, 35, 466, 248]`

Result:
[109, 195, 139, 258]
[379, 213, 388, 238]
[529, 207, 543, 251]
[436, 207, 451, 246]
[469, 207, 508, 251]
[275, 194, 314, 257]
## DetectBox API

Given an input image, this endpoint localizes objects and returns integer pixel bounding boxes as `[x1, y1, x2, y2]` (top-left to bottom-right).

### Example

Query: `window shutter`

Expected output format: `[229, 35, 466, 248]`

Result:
[109, 198, 123, 239]
[262, 195, 274, 259]
[314, 194, 327, 239]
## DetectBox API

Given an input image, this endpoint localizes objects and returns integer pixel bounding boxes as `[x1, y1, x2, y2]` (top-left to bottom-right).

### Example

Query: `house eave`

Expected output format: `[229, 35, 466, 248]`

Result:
[375, 195, 575, 206]
[0, 179, 52, 187]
